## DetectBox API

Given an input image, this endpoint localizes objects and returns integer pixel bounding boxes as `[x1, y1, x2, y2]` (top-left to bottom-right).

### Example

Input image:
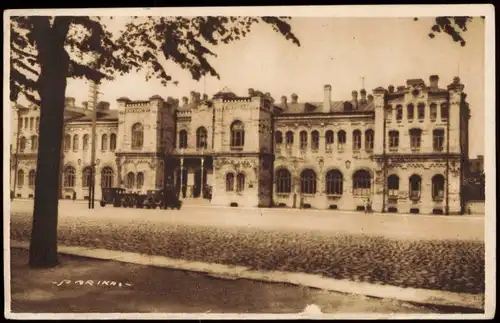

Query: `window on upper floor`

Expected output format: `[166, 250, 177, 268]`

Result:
[325, 130, 334, 146]
[285, 131, 294, 145]
[441, 103, 449, 121]
[275, 169, 291, 193]
[409, 128, 422, 150]
[73, 134, 79, 151]
[396, 105, 403, 121]
[82, 167, 92, 187]
[83, 134, 89, 151]
[35, 117, 40, 132]
[407, 104, 414, 121]
[417, 103, 425, 120]
[226, 173, 234, 191]
[430, 103, 437, 121]
[110, 134, 117, 151]
[352, 130, 362, 151]
[178, 130, 188, 149]
[365, 129, 374, 151]
[101, 134, 108, 150]
[432, 175, 445, 201]
[29, 117, 34, 130]
[385, 105, 393, 120]
[311, 130, 319, 152]
[230, 120, 245, 149]
[300, 169, 317, 194]
[337, 130, 346, 150]
[64, 134, 71, 151]
[409, 175, 421, 200]
[19, 136, 27, 152]
[389, 130, 399, 149]
[299, 131, 307, 150]
[196, 127, 208, 149]
[353, 170, 371, 196]
[326, 170, 343, 195]
[28, 170, 36, 188]
[275, 131, 283, 146]
[63, 166, 76, 187]
[24, 117, 28, 129]
[31, 135, 38, 152]
[17, 170, 24, 187]
[433, 129, 445, 151]
[131, 123, 144, 149]
[387, 174, 399, 197]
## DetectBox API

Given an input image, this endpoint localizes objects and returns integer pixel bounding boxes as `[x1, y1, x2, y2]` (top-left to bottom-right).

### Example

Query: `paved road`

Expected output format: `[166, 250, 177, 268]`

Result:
[10, 199, 484, 241]
[10, 248, 445, 314]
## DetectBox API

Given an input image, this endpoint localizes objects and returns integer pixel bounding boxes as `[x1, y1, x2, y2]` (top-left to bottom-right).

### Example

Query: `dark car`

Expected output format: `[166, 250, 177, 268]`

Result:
[100, 187, 126, 207]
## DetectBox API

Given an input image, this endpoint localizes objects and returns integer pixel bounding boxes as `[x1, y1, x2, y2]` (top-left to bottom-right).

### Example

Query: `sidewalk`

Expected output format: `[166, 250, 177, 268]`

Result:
[10, 240, 485, 312]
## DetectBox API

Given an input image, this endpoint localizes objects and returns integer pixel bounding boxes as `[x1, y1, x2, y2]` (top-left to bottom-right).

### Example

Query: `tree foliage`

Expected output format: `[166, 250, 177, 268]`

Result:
[415, 16, 484, 47]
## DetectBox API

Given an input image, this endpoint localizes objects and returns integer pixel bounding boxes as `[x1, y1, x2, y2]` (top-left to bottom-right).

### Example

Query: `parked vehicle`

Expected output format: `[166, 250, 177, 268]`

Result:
[100, 187, 126, 207]
[100, 187, 182, 210]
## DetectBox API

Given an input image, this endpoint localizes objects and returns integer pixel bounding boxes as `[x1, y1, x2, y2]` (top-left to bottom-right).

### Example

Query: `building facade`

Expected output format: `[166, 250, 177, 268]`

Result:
[10, 75, 472, 215]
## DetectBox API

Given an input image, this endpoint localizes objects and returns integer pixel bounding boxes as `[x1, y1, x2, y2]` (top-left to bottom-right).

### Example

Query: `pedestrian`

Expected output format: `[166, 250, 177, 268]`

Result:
[72, 190, 76, 202]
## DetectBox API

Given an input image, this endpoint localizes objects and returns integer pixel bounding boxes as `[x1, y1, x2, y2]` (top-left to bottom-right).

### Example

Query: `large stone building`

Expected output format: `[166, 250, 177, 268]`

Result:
[10, 75, 473, 214]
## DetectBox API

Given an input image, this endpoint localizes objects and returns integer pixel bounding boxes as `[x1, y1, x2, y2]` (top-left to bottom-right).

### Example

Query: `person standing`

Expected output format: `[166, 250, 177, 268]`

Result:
[72, 190, 76, 202]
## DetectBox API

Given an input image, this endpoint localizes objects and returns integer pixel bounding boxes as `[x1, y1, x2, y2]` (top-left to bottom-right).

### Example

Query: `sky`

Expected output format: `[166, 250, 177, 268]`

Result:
[61, 17, 485, 157]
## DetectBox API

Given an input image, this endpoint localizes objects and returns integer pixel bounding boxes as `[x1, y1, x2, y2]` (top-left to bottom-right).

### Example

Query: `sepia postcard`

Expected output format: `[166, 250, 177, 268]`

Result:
[3, 4, 495, 320]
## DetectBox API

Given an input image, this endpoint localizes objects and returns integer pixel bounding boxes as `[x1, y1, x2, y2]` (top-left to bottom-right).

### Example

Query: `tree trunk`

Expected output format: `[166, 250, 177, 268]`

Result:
[29, 19, 70, 268]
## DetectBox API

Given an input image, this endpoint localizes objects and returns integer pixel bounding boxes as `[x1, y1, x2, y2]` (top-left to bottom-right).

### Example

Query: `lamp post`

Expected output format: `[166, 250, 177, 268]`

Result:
[88, 79, 100, 209]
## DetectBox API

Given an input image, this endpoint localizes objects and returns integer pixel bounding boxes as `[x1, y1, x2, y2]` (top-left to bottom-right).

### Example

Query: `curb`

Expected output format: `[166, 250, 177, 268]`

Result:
[10, 240, 484, 311]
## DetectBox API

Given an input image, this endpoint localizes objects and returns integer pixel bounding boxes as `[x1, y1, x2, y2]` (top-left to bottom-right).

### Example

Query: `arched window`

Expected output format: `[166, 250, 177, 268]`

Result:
[441, 103, 449, 121]
[29, 117, 34, 130]
[63, 166, 76, 187]
[300, 169, 316, 194]
[101, 134, 108, 150]
[407, 103, 414, 120]
[226, 173, 234, 191]
[386, 105, 393, 120]
[126, 172, 135, 189]
[24, 117, 28, 129]
[325, 130, 334, 145]
[365, 129, 374, 151]
[353, 130, 362, 151]
[418, 103, 425, 120]
[101, 167, 114, 188]
[409, 175, 421, 200]
[196, 127, 208, 149]
[299, 131, 308, 150]
[433, 129, 445, 151]
[28, 170, 36, 188]
[110, 133, 117, 151]
[387, 174, 399, 196]
[430, 103, 437, 121]
[285, 131, 294, 145]
[236, 173, 245, 192]
[19, 137, 26, 152]
[275, 131, 283, 145]
[17, 170, 24, 187]
[30, 135, 38, 152]
[326, 170, 343, 195]
[409, 128, 422, 150]
[82, 167, 92, 187]
[230, 120, 245, 148]
[353, 170, 371, 196]
[311, 130, 319, 151]
[136, 172, 144, 189]
[276, 169, 292, 193]
[337, 130, 346, 149]
[389, 130, 399, 149]
[73, 134, 79, 151]
[64, 134, 71, 151]
[83, 134, 89, 151]
[396, 105, 403, 121]
[131, 123, 144, 149]
[178, 130, 188, 149]
[432, 175, 445, 200]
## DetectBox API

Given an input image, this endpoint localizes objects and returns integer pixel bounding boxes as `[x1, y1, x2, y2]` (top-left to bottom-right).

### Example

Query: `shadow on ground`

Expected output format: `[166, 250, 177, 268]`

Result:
[9, 248, 453, 314]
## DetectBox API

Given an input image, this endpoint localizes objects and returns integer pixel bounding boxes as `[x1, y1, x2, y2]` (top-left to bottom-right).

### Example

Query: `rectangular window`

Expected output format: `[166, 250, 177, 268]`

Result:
[430, 104, 437, 121]
[407, 105, 414, 120]
[410, 129, 422, 150]
[433, 129, 445, 151]
[396, 106, 403, 121]
[418, 104, 425, 120]
[389, 131, 399, 149]
[441, 104, 449, 121]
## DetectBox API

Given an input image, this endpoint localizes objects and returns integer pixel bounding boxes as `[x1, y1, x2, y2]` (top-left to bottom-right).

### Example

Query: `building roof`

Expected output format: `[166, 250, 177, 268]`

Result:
[278, 100, 375, 115]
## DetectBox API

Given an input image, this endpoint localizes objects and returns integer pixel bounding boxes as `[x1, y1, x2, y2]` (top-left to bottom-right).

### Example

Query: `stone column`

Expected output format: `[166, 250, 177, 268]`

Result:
[200, 157, 205, 198]
[179, 158, 184, 199]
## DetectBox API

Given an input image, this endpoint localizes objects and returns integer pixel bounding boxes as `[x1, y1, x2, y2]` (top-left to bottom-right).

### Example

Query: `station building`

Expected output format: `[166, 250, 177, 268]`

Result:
[10, 75, 472, 214]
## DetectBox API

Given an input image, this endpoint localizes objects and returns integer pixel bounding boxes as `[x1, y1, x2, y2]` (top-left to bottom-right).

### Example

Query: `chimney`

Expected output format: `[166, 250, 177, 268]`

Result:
[323, 84, 332, 113]
[367, 94, 374, 104]
[182, 96, 189, 106]
[388, 85, 395, 93]
[281, 95, 287, 106]
[360, 89, 367, 103]
[65, 97, 75, 108]
[430, 75, 439, 89]
[351, 90, 358, 109]
[291, 93, 298, 104]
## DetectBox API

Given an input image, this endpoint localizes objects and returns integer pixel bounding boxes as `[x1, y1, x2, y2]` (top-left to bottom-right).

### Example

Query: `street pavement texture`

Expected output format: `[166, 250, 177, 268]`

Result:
[10, 200, 485, 295]
[9, 248, 452, 314]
